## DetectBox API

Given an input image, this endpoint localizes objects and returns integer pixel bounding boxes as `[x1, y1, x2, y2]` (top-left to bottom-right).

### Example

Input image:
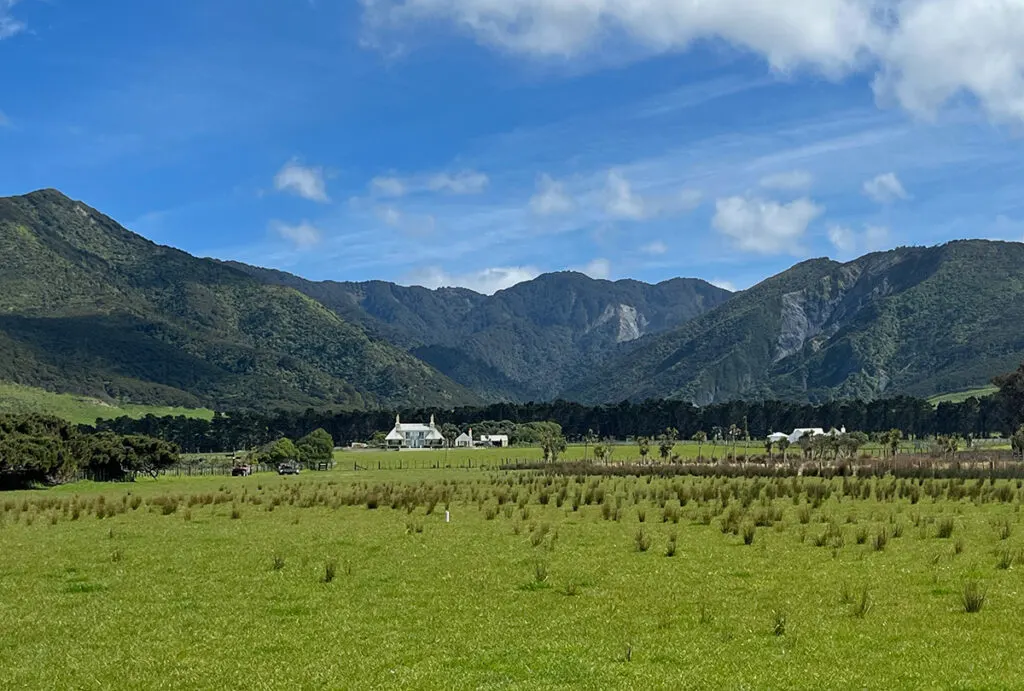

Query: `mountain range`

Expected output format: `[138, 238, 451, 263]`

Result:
[1, 189, 1022, 412]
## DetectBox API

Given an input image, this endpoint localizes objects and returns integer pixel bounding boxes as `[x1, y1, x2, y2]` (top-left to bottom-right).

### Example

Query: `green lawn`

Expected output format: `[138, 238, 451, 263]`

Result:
[927, 386, 999, 406]
[2, 469, 1024, 687]
[0, 381, 213, 426]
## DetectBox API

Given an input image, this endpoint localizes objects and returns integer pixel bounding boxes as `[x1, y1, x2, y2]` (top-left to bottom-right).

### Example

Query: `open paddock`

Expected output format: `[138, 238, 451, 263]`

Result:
[3, 465, 1024, 687]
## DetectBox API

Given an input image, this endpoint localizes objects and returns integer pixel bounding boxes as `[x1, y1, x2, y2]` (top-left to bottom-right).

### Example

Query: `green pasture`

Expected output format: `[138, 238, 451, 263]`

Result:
[927, 386, 999, 406]
[0, 382, 213, 426]
[3, 468, 1024, 688]
[183, 440, 924, 474]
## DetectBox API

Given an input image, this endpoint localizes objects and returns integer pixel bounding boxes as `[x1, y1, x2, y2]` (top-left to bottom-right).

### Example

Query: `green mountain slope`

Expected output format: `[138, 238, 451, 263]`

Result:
[566, 241, 1024, 404]
[0, 190, 481, 411]
[228, 264, 733, 401]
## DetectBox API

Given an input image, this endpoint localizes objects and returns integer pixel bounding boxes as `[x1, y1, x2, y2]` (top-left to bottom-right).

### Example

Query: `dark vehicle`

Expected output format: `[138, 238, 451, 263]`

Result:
[231, 465, 252, 477]
[277, 462, 300, 475]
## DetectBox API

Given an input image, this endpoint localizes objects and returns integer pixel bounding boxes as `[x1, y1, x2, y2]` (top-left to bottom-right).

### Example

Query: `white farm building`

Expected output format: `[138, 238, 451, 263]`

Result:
[385, 414, 445, 450]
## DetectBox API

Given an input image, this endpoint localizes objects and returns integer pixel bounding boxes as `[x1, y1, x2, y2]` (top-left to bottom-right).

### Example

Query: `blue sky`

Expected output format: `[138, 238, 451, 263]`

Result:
[3, 0, 1024, 293]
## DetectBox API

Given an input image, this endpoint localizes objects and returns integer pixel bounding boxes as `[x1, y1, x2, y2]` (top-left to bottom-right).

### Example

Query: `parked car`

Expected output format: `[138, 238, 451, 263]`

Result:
[231, 465, 252, 477]
[277, 462, 300, 475]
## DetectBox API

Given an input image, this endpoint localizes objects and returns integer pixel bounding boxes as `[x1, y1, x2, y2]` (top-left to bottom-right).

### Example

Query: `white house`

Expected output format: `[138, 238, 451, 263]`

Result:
[771, 427, 847, 444]
[385, 414, 445, 450]
[478, 434, 509, 448]
[454, 430, 474, 448]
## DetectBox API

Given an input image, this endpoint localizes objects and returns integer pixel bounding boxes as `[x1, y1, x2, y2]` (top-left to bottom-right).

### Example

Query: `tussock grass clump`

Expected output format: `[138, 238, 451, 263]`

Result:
[873, 528, 889, 552]
[272, 555, 286, 571]
[111, 549, 123, 563]
[961, 580, 987, 613]
[855, 526, 869, 545]
[936, 517, 955, 539]
[996, 548, 1016, 570]
[665, 533, 677, 557]
[534, 561, 548, 584]
[853, 587, 872, 618]
[742, 522, 756, 545]
[998, 520, 1012, 541]
[637, 508, 646, 523]
[563, 581, 579, 597]
[230, 506, 241, 520]
[954, 537, 965, 555]
[771, 608, 787, 636]
[322, 560, 337, 583]
[634, 527, 650, 552]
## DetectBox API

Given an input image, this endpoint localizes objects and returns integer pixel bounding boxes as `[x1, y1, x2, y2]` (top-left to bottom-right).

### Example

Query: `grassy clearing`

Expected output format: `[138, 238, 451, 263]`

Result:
[3, 469, 1024, 687]
[927, 386, 999, 406]
[0, 382, 213, 425]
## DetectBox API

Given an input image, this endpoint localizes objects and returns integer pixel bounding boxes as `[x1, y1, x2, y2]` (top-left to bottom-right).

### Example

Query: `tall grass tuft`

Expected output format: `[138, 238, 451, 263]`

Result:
[998, 520, 1012, 541]
[936, 517, 955, 539]
[771, 608, 787, 636]
[634, 527, 650, 552]
[272, 555, 286, 571]
[742, 522, 756, 545]
[961, 580, 987, 613]
[665, 533, 677, 557]
[873, 528, 889, 552]
[996, 548, 1016, 570]
[534, 561, 548, 584]
[322, 560, 337, 583]
[853, 587, 872, 618]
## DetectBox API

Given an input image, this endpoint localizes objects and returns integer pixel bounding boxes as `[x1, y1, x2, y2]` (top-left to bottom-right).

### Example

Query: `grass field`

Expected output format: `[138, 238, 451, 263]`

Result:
[927, 386, 999, 406]
[3, 468, 1024, 687]
[0, 382, 214, 426]
[184, 440, 922, 473]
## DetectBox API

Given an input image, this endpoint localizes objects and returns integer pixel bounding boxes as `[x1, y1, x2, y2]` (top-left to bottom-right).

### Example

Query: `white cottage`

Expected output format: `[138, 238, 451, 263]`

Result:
[385, 414, 445, 450]
[454, 430, 474, 448]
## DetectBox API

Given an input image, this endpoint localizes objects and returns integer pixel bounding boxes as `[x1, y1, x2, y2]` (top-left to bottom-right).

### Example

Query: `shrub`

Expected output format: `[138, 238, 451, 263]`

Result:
[961, 580, 987, 613]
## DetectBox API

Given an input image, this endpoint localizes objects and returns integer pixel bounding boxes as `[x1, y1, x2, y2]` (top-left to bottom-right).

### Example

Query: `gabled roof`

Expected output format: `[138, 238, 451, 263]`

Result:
[385, 429, 404, 441]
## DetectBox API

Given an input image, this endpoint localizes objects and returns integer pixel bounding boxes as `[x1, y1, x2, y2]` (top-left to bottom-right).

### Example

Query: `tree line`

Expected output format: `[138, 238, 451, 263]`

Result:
[1, 414, 178, 489]
[92, 380, 1021, 455]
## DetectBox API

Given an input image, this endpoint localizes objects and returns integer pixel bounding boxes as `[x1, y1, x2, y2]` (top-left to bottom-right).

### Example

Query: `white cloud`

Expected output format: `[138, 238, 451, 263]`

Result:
[873, 0, 1024, 124]
[529, 174, 575, 215]
[828, 223, 890, 255]
[604, 170, 647, 220]
[863, 172, 910, 204]
[376, 206, 403, 227]
[370, 170, 489, 197]
[364, 0, 875, 75]
[640, 240, 668, 256]
[363, 0, 1024, 125]
[406, 265, 539, 294]
[711, 279, 738, 292]
[713, 195, 824, 254]
[675, 188, 705, 212]
[371, 176, 407, 197]
[579, 258, 611, 279]
[760, 170, 814, 191]
[274, 159, 330, 203]
[0, 1, 25, 40]
[427, 170, 490, 194]
[271, 220, 322, 249]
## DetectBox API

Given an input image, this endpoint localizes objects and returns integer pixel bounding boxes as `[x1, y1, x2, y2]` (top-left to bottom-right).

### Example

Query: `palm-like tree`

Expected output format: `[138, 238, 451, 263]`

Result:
[692, 431, 707, 462]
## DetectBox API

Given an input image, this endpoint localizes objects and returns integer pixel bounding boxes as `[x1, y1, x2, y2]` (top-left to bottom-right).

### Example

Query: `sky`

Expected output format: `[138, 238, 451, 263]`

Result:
[3, 1, 1024, 294]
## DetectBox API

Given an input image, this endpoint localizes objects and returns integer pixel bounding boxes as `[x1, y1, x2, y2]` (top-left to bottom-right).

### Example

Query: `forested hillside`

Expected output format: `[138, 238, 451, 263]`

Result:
[567, 241, 1024, 404]
[0, 190, 480, 411]
[229, 264, 732, 401]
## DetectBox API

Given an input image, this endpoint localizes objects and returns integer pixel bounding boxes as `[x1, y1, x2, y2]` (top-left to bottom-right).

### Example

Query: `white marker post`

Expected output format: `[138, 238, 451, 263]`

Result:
[445, 510, 450, 523]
